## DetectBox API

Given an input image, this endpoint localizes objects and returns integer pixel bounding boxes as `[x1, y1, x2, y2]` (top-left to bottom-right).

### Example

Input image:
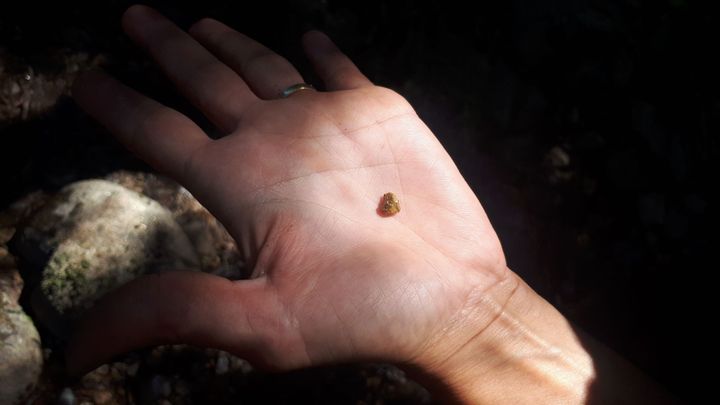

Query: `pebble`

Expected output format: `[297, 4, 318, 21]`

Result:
[545, 146, 570, 168]
[58, 387, 76, 405]
[544, 146, 574, 183]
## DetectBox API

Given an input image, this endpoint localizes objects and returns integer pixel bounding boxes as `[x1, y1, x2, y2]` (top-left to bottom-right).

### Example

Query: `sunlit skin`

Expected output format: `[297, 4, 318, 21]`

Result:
[67, 5, 675, 404]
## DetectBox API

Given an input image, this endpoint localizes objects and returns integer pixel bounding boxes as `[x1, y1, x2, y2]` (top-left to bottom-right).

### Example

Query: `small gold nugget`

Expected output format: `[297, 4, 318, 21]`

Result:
[379, 192, 400, 216]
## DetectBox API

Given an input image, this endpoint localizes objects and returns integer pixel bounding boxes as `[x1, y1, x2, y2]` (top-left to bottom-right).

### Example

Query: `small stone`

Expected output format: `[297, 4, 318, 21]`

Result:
[544, 146, 570, 168]
[58, 387, 76, 405]
[544, 146, 573, 183]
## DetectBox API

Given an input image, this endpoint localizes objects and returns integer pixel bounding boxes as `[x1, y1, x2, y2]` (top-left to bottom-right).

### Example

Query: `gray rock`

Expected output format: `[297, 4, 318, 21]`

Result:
[14, 180, 198, 321]
[0, 269, 43, 405]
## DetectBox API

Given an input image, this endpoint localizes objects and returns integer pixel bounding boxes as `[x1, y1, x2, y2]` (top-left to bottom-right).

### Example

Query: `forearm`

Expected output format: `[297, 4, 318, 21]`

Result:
[407, 271, 676, 404]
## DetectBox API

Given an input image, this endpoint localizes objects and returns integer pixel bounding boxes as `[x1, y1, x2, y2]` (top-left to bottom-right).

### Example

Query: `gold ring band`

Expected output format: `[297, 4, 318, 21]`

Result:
[281, 83, 315, 98]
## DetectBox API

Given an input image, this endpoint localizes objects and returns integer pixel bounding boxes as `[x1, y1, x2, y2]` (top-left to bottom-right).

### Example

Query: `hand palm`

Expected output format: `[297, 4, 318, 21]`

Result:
[68, 6, 508, 374]
[194, 88, 506, 367]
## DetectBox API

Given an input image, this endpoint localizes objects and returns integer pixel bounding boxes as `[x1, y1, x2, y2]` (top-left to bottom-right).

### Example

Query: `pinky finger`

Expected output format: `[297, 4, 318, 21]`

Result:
[301, 30, 373, 91]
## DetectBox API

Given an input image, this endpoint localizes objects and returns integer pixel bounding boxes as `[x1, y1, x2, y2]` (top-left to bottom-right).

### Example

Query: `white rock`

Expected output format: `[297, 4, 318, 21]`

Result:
[14, 180, 198, 322]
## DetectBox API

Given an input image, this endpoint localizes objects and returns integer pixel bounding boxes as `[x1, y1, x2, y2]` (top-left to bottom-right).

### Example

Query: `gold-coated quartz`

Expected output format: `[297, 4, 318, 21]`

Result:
[379, 192, 400, 216]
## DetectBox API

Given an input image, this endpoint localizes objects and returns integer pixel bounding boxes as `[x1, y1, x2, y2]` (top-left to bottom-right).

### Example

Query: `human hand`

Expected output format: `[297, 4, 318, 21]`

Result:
[68, 4, 511, 374]
[67, 6, 676, 404]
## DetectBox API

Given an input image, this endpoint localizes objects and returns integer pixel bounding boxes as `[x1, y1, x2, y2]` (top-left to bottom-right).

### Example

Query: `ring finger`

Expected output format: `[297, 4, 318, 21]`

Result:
[189, 18, 306, 100]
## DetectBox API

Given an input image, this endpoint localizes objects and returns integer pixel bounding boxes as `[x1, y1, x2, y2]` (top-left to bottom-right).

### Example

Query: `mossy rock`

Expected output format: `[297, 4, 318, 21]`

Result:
[15, 180, 199, 320]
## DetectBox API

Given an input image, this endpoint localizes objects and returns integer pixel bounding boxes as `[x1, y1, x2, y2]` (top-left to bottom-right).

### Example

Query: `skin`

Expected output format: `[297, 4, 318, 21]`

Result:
[67, 5, 676, 404]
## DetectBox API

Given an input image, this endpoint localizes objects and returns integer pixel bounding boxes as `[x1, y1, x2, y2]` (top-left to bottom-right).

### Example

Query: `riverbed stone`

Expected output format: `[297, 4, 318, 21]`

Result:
[14, 179, 198, 320]
[0, 268, 43, 405]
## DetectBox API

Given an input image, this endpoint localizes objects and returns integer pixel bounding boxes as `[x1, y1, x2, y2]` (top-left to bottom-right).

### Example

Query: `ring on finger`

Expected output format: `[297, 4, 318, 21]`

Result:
[281, 83, 315, 98]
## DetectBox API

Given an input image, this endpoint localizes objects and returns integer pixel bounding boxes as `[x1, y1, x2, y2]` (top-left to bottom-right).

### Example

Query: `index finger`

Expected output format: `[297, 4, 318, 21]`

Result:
[72, 70, 212, 185]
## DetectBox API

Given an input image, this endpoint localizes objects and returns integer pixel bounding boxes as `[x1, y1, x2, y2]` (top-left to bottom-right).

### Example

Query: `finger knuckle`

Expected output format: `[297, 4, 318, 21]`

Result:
[245, 50, 288, 71]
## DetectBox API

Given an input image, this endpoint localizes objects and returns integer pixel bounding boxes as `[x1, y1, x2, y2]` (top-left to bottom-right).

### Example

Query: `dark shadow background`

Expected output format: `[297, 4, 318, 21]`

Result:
[1, 0, 715, 403]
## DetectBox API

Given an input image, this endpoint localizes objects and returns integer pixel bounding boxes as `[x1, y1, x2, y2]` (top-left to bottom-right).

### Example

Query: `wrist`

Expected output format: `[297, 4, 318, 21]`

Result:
[406, 270, 595, 404]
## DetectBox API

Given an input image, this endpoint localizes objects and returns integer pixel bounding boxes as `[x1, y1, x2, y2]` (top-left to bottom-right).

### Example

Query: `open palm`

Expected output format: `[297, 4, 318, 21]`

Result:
[68, 5, 511, 374]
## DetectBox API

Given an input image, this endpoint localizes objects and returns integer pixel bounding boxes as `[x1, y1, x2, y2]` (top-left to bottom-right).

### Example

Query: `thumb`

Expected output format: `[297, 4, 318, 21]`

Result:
[65, 271, 282, 375]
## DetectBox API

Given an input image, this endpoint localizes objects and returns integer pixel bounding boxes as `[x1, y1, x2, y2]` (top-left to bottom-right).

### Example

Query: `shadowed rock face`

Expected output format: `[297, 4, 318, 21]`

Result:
[14, 180, 199, 325]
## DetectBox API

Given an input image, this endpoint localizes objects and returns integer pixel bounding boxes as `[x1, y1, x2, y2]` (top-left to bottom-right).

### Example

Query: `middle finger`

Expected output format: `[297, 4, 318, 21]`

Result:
[189, 18, 306, 100]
